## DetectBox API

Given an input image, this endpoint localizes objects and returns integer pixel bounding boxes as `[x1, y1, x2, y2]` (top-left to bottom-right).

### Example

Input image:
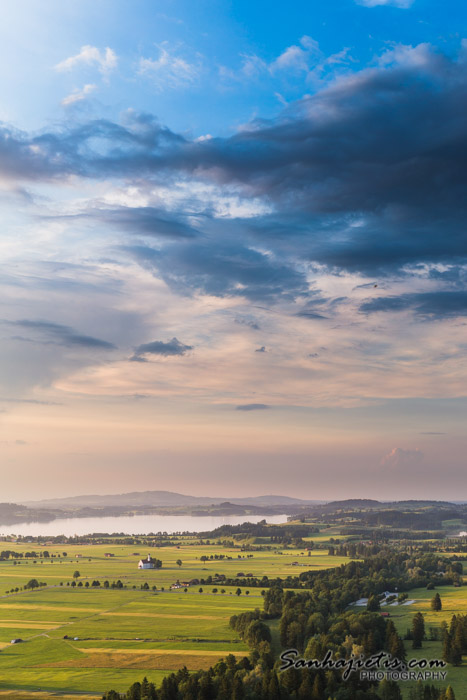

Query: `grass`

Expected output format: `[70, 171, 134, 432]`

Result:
[0, 540, 353, 694]
[375, 585, 467, 700]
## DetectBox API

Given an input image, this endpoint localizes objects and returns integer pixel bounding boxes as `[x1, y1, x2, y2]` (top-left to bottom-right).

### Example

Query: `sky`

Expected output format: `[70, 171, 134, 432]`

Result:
[1, 0, 466, 502]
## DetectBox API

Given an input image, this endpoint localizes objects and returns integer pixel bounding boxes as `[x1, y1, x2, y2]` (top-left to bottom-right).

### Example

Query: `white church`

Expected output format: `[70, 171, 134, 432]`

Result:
[138, 554, 157, 569]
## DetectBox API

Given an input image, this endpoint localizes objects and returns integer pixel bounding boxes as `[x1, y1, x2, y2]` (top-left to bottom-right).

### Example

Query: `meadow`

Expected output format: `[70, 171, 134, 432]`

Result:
[0, 539, 351, 695]
[363, 584, 467, 699]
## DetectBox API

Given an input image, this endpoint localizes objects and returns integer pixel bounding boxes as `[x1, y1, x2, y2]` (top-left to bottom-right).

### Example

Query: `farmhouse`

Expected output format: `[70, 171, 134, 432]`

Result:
[104, 553, 115, 558]
[138, 555, 157, 569]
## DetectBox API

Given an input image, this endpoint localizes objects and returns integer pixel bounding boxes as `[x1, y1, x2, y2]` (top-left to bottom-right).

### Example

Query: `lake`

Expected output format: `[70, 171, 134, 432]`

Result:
[0, 513, 288, 537]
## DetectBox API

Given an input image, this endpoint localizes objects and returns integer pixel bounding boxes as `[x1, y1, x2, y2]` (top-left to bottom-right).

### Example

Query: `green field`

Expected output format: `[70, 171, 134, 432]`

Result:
[0, 541, 353, 695]
[364, 585, 467, 699]
[0, 541, 350, 592]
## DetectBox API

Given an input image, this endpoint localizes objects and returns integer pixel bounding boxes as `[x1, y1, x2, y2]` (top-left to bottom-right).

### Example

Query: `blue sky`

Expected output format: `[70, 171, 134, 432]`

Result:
[0, 0, 466, 501]
[3, 0, 466, 134]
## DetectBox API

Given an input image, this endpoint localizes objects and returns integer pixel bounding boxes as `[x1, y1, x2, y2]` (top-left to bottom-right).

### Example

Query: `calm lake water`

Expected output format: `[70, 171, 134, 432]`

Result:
[0, 513, 288, 537]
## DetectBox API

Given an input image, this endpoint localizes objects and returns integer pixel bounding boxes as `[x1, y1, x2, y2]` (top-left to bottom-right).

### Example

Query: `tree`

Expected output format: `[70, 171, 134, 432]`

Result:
[126, 681, 141, 700]
[412, 612, 425, 649]
[367, 594, 380, 611]
[198, 587, 203, 593]
[442, 628, 452, 663]
[311, 674, 325, 700]
[298, 670, 313, 700]
[176, 559, 182, 568]
[431, 593, 442, 611]
[236, 588, 242, 596]
[73, 570, 80, 579]
[450, 640, 463, 666]
[379, 678, 402, 700]
[24, 578, 39, 590]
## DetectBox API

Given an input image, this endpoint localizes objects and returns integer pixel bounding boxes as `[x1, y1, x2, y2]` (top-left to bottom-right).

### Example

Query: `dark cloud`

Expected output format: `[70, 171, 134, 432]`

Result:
[2, 45, 467, 286]
[255, 346, 266, 352]
[132, 337, 193, 360]
[126, 240, 309, 302]
[353, 282, 383, 290]
[235, 318, 261, 330]
[236, 403, 270, 411]
[360, 291, 467, 319]
[296, 310, 328, 320]
[0, 114, 185, 182]
[6, 319, 116, 349]
[87, 206, 199, 239]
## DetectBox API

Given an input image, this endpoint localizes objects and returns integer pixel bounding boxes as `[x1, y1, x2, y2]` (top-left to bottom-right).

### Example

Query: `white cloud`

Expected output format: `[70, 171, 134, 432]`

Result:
[272, 45, 309, 73]
[234, 36, 353, 84]
[240, 54, 268, 78]
[138, 43, 201, 90]
[356, 0, 414, 8]
[61, 83, 97, 107]
[378, 43, 432, 68]
[55, 46, 117, 75]
[380, 447, 424, 467]
[271, 36, 319, 73]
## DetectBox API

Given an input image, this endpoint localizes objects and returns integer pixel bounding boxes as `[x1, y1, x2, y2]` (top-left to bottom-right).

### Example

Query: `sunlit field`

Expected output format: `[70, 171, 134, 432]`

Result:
[0, 540, 353, 694]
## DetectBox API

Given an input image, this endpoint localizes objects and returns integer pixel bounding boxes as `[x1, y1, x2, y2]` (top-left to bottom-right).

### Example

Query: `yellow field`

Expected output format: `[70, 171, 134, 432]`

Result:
[0, 538, 354, 694]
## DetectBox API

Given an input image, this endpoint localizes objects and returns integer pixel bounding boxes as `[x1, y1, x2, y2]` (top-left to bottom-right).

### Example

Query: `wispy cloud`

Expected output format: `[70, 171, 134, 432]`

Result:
[356, 0, 414, 7]
[138, 43, 201, 90]
[7, 320, 116, 350]
[238, 35, 352, 82]
[55, 45, 117, 75]
[61, 83, 97, 107]
[236, 403, 270, 411]
[360, 292, 467, 319]
[0, 398, 62, 405]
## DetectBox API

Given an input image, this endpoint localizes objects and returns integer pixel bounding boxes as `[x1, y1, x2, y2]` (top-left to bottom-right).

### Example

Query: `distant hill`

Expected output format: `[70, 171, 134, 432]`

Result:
[22, 490, 322, 510]
[320, 499, 382, 509]
[314, 499, 458, 512]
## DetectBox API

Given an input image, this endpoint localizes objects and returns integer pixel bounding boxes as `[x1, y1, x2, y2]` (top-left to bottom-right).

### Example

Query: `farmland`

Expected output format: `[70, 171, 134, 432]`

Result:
[0, 503, 466, 699]
[0, 537, 352, 695]
[381, 585, 467, 699]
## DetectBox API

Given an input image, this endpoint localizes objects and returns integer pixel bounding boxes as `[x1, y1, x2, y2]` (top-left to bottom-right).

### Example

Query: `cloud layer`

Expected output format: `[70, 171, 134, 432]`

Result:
[2, 43, 467, 292]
